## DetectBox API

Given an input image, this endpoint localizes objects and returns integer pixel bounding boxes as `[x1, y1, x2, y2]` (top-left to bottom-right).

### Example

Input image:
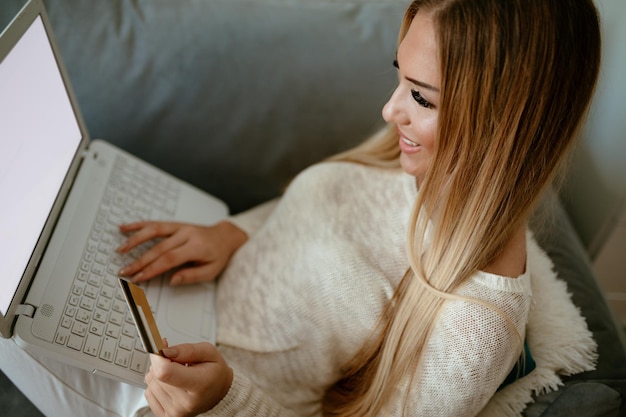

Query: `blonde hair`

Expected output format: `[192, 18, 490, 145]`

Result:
[323, 0, 601, 415]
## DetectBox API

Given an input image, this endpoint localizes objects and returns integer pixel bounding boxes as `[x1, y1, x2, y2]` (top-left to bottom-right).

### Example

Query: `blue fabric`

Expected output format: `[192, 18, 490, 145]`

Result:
[498, 341, 536, 391]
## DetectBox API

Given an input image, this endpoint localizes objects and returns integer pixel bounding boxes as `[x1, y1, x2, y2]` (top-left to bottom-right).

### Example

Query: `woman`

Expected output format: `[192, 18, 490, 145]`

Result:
[0, 0, 601, 415]
[114, 0, 602, 415]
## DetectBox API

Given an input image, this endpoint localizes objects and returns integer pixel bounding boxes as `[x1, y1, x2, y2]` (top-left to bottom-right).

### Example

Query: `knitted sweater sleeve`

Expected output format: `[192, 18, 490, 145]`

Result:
[206, 164, 539, 416]
[204, 292, 528, 417]
[227, 198, 280, 237]
[203, 280, 531, 417]
[201, 371, 300, 417]
[404, 275, 532, 416]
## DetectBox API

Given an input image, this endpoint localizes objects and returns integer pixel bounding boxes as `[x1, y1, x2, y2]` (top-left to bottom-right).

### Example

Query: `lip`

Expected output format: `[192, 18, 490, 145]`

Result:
[397, 128, 422, 154]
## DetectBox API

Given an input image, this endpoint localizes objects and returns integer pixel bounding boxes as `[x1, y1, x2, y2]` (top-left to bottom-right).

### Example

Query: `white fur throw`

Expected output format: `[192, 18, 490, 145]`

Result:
[478, 237, 598, 417]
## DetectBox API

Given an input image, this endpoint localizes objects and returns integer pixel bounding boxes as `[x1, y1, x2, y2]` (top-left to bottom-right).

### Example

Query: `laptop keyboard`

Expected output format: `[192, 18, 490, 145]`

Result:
[54, 154, 180, 374]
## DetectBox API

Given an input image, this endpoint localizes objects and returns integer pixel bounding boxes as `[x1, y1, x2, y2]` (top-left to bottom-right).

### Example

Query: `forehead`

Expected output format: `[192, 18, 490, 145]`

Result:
[397, 11, 440, 88]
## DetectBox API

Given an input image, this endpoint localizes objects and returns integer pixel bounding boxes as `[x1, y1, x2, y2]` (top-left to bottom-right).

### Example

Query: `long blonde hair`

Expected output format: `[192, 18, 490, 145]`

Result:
[323, 0, 601, 415]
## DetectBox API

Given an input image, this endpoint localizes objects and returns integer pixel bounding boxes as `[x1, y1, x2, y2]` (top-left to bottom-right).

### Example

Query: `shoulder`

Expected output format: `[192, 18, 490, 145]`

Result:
[413, 273, 532, 415]
[483, 225, 527, 279]
[288, 161, 407, 198]
[293, 161, 388, 182]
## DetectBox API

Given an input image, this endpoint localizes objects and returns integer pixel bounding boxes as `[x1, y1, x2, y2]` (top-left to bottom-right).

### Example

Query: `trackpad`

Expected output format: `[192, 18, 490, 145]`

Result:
[163, 282, 216, 344]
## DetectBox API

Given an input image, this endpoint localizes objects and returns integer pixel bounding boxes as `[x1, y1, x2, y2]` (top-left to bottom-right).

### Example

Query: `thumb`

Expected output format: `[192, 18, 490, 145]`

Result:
[170, 262, 222, 286]
[162, 342, 219, 365]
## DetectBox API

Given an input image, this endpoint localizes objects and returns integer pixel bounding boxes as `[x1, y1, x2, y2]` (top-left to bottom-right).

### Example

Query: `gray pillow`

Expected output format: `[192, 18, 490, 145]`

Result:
[39, 0, 409, 212]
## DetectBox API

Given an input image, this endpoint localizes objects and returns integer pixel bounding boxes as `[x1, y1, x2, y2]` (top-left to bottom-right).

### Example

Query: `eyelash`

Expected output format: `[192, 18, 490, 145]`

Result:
[411, 90, 433, 109]
[392, 60, 433, 109]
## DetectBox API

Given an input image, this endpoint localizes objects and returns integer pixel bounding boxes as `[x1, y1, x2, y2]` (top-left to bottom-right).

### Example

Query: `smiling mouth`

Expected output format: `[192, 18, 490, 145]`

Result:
[402, 137, 419, 147]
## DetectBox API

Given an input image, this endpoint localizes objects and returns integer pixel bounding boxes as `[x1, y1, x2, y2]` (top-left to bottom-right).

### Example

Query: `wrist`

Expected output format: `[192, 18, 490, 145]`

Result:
[216, 221, 248, 254]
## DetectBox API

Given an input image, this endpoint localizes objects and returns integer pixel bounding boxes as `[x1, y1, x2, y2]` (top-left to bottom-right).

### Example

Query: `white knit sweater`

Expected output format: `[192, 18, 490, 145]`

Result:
[203, 162, 596, 417]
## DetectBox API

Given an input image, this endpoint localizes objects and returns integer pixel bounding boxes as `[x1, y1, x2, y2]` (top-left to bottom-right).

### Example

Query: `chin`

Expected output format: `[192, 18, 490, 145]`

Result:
[400, 153, 427, 180]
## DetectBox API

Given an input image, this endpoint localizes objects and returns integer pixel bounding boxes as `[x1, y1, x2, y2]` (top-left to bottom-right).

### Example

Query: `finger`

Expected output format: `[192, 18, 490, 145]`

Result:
[162, 342, 220, 365]
[117, 222, 182, 253]
[148, 371, 196, 417]
[118, 222, 177, 254]
[149, 348, 233, 411]
[121, 233, 188, 280]
[152, 343, 220, 387]
[144, 391, 164, 417]
[119, 221, 153, 234]
[170, 262, 224, 286]
[145, 380, 168, 417]
[129, 244, 202, 283]
[147, 356, 184, 391]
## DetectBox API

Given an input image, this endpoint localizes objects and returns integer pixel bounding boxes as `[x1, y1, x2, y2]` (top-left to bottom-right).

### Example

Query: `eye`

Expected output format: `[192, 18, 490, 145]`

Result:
[393, 59, 399, 69]
[411, 89, 433, 109]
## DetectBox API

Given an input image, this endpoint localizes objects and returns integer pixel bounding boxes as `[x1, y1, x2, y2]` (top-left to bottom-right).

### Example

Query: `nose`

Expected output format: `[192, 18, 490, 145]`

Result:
[382, 87, 409, 126]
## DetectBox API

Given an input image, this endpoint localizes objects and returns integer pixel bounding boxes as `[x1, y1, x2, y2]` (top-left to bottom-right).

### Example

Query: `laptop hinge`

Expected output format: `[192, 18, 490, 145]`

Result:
[82, 142, 103, 160]
[81, 149, 95, 160]
[16, 304, 36, 318]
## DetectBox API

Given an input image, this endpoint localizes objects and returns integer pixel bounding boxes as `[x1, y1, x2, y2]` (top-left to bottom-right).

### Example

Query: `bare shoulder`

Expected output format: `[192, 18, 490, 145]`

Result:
[483, 225, 527, 278]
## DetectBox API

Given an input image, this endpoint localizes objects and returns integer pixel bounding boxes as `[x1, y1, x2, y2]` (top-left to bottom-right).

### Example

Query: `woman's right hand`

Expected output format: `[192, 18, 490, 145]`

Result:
[117, 221, 248, 285]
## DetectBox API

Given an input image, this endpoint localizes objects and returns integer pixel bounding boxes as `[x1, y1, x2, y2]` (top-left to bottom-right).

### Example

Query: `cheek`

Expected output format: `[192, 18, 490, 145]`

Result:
[400, 113, 438, 178]
[415, 114, 437, 152]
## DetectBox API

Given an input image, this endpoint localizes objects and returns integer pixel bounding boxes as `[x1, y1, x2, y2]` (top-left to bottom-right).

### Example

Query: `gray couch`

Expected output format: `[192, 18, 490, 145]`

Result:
[1, 0, 625, 416]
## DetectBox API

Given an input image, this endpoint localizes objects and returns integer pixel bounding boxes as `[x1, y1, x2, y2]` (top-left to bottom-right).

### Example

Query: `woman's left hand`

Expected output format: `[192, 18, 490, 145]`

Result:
[145, 342, 233, 417]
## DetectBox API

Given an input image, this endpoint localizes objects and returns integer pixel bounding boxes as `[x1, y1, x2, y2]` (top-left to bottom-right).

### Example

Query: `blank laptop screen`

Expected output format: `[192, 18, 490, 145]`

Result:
[0, 15, 81, 315]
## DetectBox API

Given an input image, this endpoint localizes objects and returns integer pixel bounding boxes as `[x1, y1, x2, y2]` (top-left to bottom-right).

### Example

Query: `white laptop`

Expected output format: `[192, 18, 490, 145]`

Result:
[0, 0, 228, 386]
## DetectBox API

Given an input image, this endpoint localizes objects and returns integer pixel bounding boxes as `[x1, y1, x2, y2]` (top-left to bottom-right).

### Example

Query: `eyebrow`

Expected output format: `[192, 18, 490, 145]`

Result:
[394, 58, 440, 93]
[406, 76, 440, 93]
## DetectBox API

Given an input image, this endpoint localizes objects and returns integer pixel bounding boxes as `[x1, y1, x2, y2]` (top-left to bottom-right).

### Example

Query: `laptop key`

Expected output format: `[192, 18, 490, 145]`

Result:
[53, 154, 183, 373]
[100, 336, 116, 362]
[84, 334, 100, 357]
[130, 351, 149, 374]
[67, 334, 84, 351]
[89, 321, 105, 337]
[114, 349, 131, 367]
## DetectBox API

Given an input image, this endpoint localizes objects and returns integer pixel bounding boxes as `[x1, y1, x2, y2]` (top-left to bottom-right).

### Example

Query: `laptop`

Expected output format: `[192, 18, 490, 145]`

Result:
[0, 0, 228, 386]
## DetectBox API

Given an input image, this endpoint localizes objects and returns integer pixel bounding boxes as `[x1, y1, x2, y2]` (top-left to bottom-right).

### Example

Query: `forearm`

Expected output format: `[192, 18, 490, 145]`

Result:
[227, 198, 280, 237]
[202, 371, 302, 417]
[214, 220, 249, 259]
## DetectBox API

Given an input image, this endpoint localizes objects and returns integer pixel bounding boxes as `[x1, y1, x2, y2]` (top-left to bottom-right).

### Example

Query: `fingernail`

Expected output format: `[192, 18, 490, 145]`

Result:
[116, 244, 127, 253]
[162, 347, 178, 358]
[118, 267, 129, 276]
[131, 272, 144, 282]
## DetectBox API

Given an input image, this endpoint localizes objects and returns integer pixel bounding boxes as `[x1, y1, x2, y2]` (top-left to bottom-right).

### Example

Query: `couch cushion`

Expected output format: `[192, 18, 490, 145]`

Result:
[531, 194, 626, 382]
[524, 193, 626, 415]
[2, 0, 409, 213]
[523, 380, 626, 417]
[2, 2, 625, 415]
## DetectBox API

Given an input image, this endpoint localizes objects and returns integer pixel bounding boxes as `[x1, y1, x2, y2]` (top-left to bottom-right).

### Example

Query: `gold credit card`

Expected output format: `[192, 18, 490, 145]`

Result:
[119, 278, 164, 356]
